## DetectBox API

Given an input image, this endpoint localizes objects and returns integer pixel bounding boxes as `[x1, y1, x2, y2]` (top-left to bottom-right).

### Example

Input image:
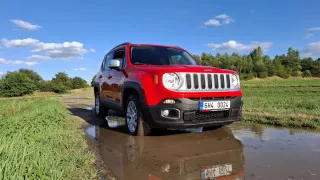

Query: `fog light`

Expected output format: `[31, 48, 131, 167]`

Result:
[161, 109, 180, 119]
[162, 109, 169, 117]
[163, 99, 176, 104]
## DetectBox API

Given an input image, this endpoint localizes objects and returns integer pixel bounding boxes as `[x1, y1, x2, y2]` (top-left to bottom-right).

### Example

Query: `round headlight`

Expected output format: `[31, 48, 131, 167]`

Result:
[231, 74, 239, 88]
[162, 73, 181, 90]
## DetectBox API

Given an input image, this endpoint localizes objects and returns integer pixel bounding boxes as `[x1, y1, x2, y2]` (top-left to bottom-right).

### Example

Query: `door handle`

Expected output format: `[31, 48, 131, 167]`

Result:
[107, 74, 112, 79]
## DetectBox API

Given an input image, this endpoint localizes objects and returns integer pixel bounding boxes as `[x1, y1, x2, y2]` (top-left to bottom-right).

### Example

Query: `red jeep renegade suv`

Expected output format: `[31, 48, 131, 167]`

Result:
[93, 42, 243, 136]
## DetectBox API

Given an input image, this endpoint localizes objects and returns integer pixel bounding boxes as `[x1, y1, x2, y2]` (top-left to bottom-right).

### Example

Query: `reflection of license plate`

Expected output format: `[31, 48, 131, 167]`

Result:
[200, 101, 230, 111]
[202, 164, 232, 179]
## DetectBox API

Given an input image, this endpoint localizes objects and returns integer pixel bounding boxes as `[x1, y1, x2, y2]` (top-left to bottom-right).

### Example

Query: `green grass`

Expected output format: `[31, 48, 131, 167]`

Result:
[242, 78, 320, 129]
[71, 87, 94, 99]
[0, 97, 97, 180]
[242, 77, 320, 88]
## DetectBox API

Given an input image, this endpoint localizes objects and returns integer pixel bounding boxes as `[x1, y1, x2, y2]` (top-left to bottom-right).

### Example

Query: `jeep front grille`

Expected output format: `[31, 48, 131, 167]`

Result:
[181, 73, 232, 92]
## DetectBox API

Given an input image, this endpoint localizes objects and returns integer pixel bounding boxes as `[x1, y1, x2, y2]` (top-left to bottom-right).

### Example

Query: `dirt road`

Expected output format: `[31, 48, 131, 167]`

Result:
[64, 94, 320, 180]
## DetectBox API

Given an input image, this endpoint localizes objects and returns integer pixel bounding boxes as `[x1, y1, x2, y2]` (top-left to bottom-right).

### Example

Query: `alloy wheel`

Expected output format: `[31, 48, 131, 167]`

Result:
[126, 101, 138, 133]
[95, 94, 100, 115]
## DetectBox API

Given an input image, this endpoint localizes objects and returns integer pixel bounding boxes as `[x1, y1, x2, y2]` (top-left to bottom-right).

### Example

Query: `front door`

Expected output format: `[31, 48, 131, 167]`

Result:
[108, 48, 126, 108]
[100, 51, 114, 102]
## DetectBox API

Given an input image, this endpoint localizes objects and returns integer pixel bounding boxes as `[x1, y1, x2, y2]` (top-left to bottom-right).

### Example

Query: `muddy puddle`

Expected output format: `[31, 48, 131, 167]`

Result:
[65, 97, 320, 180]
[85, 120, 320, 180]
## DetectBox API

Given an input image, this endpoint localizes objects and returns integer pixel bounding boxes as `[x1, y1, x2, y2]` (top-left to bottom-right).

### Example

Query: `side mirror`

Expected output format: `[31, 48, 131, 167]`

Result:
[108, 59, 121, 70]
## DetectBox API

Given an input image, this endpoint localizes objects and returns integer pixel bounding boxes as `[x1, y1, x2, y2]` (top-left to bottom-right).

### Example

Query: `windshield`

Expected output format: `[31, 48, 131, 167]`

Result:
[130, 46, 199, 65]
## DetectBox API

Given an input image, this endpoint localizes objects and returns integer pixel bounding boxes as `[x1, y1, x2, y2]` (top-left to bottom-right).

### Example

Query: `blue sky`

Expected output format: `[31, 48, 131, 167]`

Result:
[1, 0, 320, 82]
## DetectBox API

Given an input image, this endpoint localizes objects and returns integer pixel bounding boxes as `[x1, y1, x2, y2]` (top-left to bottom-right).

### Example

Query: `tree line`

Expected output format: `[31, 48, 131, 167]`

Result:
[0, 69, 88, 97]
[193, 47, 320, 79]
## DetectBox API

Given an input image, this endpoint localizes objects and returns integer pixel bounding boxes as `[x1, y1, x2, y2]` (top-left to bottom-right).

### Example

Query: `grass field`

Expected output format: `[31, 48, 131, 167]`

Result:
[242, 77, 320, 128]
[71, 88, 94, 99]
[242, 77, 320, 88]
[0, 97, 97, 179]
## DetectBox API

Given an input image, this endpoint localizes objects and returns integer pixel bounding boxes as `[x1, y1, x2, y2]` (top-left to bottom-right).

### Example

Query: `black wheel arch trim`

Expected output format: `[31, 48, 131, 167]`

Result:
[122, 81, 146, 109]
[93, 82, 100, 94]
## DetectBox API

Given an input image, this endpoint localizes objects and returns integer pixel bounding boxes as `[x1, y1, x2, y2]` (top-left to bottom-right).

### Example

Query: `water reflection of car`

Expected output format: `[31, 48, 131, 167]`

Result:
[96, 127, 244, 180]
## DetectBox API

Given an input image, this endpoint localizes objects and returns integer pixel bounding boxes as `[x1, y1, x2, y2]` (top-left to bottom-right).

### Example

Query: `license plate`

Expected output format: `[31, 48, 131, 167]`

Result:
[200, 101, 230, 111]
[202, 164, 232, 179]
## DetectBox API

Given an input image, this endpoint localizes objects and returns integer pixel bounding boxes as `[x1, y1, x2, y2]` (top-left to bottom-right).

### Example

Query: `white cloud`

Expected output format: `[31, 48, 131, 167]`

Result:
[27, 55, 51, 60]
[215, 14, 234, 25]
[2, 38, 39, 47]
[10, 20, 41, 30]
[2, 38, 90, 60]
[31, 41, 87, 59]
[215, 14, 229, 19]
[207, 40, 273, 52]
[305, 34, 314, 39]
[204, 19, 221, 26]
[73, 68, 87, 71]
[308, 27, 320, 31]
[203, 14, 234, 27]
[24, 61, 39, 66]
[0, 58, 39, 66]
[303, 42, 320, 58]
[89, 48, 96, 52]
[0, 72, 4, 75]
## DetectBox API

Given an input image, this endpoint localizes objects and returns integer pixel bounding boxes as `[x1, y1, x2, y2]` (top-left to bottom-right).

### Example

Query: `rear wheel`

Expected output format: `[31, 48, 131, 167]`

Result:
[125, 95, 151, 136]
[94, 92, 109, 125]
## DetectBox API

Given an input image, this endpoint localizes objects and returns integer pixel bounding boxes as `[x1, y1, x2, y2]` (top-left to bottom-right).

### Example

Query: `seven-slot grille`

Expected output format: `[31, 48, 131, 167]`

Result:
[184, 73, 231, 91]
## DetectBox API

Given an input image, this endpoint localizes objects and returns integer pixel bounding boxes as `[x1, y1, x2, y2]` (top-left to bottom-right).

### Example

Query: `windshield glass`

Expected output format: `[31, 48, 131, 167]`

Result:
[130, 46, 199, 65]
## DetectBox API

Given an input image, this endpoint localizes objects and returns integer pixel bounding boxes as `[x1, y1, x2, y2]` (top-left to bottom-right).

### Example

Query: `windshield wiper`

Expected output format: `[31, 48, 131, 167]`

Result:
[132, 62, 151, 65]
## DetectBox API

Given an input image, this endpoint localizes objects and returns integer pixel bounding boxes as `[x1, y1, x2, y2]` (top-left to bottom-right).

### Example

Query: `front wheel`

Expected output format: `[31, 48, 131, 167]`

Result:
[125, 95, 151, 136]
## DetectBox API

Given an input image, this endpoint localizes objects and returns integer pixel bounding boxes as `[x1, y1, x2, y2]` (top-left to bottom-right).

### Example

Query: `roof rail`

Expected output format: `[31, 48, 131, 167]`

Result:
[110, 42, 131, 51]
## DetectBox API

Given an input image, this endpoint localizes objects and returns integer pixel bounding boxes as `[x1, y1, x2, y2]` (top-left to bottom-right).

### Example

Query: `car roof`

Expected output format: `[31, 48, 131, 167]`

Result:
[107, 42, 184, 55]
[130, 43, 184, 50]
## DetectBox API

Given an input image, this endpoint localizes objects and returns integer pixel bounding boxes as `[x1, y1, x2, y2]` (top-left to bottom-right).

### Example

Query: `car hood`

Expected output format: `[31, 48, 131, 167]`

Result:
[131, 65, 237, 74]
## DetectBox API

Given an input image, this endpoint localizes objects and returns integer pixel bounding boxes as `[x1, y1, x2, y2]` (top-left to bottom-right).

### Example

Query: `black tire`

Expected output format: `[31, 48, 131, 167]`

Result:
[94, 91, 109, 125]
[125, 95, 151, 136]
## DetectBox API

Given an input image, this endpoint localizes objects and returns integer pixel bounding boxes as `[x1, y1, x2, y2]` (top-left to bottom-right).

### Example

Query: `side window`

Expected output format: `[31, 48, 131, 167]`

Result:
[101, 56, 106, 70]
[113, 48, 125, 68]
[103, 52, 114, 70]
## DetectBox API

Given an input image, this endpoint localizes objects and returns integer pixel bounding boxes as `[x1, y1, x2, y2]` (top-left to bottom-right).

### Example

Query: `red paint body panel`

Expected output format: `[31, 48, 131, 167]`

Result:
[100, 43, 242, 106]
[122, 44, 242, 106]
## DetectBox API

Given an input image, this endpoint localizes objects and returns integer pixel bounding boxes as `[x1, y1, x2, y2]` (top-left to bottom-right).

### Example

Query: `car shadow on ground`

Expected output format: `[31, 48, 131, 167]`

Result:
[67, 107, 101, 126]
[67, 107, 221, 136]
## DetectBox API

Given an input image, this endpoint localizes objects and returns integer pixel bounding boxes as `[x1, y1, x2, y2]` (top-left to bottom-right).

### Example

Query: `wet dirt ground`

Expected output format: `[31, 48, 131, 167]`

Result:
[64, 95, 320, 180]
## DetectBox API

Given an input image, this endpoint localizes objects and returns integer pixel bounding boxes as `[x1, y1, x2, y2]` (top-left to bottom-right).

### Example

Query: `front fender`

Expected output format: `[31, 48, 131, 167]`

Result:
[122, 81, 146, 107]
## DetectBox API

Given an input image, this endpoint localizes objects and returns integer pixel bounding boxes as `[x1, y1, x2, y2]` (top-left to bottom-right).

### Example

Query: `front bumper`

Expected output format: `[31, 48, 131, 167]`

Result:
[142, 96, 243, 128]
